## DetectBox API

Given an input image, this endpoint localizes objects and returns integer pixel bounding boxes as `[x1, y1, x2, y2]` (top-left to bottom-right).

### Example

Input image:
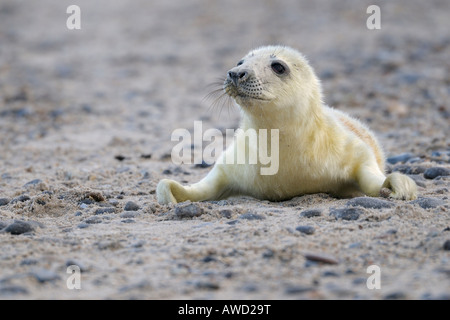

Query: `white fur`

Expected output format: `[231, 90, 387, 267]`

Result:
[157, 46, 417, 204]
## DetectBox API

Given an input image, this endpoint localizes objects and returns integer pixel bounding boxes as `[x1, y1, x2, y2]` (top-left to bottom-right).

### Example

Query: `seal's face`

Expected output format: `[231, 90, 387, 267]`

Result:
[223, 46, 320, 115]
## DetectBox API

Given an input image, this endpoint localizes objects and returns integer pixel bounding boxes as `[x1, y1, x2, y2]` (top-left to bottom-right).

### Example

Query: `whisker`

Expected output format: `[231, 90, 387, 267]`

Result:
[203, 78, 236, 119]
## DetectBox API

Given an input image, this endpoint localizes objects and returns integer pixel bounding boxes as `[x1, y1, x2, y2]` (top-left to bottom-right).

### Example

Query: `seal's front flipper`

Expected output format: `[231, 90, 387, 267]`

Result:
[156, 166, 230, 204]
[381, 172, 417, 200]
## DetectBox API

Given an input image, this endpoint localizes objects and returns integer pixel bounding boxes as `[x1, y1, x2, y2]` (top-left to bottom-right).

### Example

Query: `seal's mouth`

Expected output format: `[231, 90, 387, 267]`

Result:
[223, 79, 269, 102]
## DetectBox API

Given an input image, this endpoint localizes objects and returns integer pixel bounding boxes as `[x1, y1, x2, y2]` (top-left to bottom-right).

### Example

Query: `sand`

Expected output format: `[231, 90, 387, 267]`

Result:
[0, 0, 449, 299]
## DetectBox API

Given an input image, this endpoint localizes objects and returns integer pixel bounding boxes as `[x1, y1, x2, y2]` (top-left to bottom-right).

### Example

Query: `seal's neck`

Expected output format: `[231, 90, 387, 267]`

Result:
[240, 89, 325, 135]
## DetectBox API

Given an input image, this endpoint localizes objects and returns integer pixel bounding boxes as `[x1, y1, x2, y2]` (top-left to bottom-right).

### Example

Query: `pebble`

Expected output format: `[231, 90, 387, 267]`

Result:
[30, 268, 60, 283]
[240, 283, 259, 293]
[284, 285, 313, 295]
[108, 199, 119, 207]
[300, 209, 322, 218]
[194, 281, 220, 290]
[124, 201, 140, 211]
[295, 225, 315, 235]
[0, 285, 28, 296]
[262, 249, 275, 259]
[84, 217, 102, 224]
[304, 252, 339, 265]
[175, 203, 204, 218]
[392, 165, 426, 175]
[219, 209, 233, 219]
[386, 153, 413, 164]
[95, 207, 116, 215]
[410, 197, 444, 209]
[424, 167, 449, 179]
[239, 212, 266, 220]
[23, 179, 43, 187]
[346, 197, 394, 209]
[329, 208, 363, 221]
[195, 160, 213, 168]
[443, 240, 450, 251]
[0, 221, 8, 230]
[384, 292, 407, 300]
[322, 271, 340, 277]
[0, 198, 10, 206]
[20, 258, 38, 266]
[4, 220, 34, 235]
[10, 195, 30, 204]
[114, 155, 126, 161]
[65, 259, 87, 272]
[120, 211, 139, 218]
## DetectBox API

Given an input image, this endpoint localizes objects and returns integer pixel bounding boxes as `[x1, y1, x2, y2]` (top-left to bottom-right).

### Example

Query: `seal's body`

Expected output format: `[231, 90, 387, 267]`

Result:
[157, 46, 417, 204]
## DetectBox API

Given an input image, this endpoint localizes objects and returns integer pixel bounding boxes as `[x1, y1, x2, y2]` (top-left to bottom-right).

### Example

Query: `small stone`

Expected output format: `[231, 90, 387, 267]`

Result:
[284, 285, 313, 295]
[95, 207, 115, 215]
[386, 153, 413, 164]
[79, 203, 89, 210]
[424, 167, 449, 179]
[202, 255, 217, 263]
[10, 195, 30, 203]
[4, 220, 34, 235]
[175, 203, 204, 218]
[120, 211, 139, 218]
[347, 197, 394, 209]
[108, 199, 119, 206]
[300, 209, 322, 218]
[329, 208, 363, 220]
[240, 283, 259, 292]
[410, 197, 444, 209]
[443, 240, 450, 251]
[124, 201, 140, 211]
[0, 221, 8, 230]
[30, 269, 60, 283]
[80, 198, 94, 205]
[322, 271, 340, 277]
[140, 154, 152, 159]
[239, 212, 266, 220]
[20, 258, 38, 266]
[407, 157, 423, 164]
[379, 188, 392, 198]
[384, 292, 407, 300]
[195, 160, 213, 168]
[295, 225, 315, 235]
[0, 285, 28, 296]
[262, 249, 275, 259]
[84, 217, 102, 224]
[219, 209, 233, 219]
[141, 171, 151, 179]
[121, 219, 135, 223]
[65, 259, 87, 272]
[0, 198, 10, 206]
[23, 179, 42, 187]
[304, 252, 339, 265]
[195, 281, 220, 290]
[114, 155, 126, 161]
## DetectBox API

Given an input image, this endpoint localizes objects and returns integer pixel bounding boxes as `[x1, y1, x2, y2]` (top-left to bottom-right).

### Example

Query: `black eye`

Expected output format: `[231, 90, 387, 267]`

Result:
[237, 60, 244, 66]
[271, 62, 286, 75]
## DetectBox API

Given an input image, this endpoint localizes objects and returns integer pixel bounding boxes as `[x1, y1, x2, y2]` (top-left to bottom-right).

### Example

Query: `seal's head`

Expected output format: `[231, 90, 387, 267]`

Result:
[224, 46, 322, 122]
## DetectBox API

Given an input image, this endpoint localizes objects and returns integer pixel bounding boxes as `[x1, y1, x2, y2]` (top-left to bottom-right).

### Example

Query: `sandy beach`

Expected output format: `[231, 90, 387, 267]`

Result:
[0, 0, 449, 299]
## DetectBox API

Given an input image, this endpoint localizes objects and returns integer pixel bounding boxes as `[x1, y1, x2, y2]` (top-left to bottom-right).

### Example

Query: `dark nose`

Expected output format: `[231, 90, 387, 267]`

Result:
[227, 70, 249, 87]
